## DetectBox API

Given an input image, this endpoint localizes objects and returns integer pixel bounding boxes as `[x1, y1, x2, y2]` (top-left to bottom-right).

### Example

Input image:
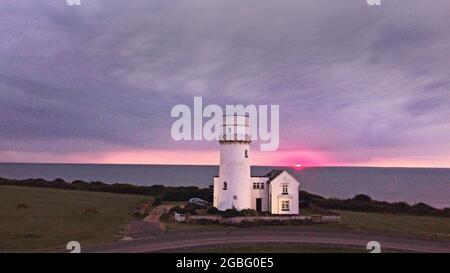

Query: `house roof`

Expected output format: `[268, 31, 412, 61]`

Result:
[266, 170, 284, 183]
[214, 169, 299, 186]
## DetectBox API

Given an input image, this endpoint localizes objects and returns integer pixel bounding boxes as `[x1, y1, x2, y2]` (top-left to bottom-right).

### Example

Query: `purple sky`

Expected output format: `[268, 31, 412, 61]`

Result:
[0, 0, 449, 167]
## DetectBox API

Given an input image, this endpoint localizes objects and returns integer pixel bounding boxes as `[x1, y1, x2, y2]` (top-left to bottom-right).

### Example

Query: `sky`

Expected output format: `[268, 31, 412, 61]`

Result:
[0, 0, 449, 167]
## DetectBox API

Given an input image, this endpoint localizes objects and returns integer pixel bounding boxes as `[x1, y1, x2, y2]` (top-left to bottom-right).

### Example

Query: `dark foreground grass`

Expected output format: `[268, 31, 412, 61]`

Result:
[178, 243, 367, 253]
[0, 185, 149, 252]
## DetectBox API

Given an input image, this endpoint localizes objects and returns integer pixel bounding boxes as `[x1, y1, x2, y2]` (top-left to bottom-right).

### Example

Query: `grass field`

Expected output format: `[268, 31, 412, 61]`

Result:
[0, 185, 149, 252]
[333, 210, 450, 240]
[1, 185, 448, 252]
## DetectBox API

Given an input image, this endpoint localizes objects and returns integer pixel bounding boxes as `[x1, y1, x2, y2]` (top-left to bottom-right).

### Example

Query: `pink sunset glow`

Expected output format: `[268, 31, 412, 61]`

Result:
[2, 148, 449, 168]
[0, 148, 331, 166]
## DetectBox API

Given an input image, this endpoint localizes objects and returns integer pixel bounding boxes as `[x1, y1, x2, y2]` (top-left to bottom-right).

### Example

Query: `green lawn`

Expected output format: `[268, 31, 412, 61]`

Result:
[0, 185, 149, 252]
[2, 185, 448, 252]
[333, 210, 450, 240]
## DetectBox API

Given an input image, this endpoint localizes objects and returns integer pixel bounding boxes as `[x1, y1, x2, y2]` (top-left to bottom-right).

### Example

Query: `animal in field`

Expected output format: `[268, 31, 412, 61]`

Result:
[83, 208, 98, 214]
[17, 203, 29, 209]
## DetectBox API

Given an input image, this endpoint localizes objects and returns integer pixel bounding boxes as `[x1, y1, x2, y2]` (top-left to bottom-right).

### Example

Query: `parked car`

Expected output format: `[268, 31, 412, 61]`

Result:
[187, 198, 209, 208]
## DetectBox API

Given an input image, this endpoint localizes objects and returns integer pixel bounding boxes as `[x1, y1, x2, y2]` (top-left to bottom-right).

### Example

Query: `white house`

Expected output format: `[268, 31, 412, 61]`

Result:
[213, 114, 300, 215]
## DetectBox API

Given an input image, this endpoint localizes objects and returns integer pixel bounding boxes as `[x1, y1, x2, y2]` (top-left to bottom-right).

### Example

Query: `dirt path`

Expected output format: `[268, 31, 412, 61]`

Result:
[125, 205, 172, 239]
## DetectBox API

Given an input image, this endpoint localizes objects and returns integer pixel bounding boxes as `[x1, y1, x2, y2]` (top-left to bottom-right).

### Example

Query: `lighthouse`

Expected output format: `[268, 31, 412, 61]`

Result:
[212, 113, 300, 214]
[214, 114, 252, 211]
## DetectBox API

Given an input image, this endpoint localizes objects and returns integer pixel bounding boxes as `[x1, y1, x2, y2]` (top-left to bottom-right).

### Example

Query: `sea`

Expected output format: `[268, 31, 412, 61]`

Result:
[0, 163, 449, 208]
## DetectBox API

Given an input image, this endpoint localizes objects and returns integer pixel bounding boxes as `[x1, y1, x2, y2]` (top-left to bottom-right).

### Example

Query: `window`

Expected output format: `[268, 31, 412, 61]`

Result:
[245, 150, 248, 158]
[223, 181, 227, 190]
[282, 184, 288, 195]
[281, 200, 290, 211]
[253, 182, 265, 190]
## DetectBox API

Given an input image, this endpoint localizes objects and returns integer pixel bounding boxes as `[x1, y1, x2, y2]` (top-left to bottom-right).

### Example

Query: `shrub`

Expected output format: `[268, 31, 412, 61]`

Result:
[152, 196, 162, 207]
[53, 178, 66, 183]
[443, 208, 450, 215]
[259, 219, 283, 225]
[390, 202, 411, 214]
[299, 190, 325, 202]
[412, 202, 435, 215]
[289, 219, 309, 225]
[299, 201, 310, 209]
[240, 209, 258, 216]
[223, 208, 243, 218]
[353, 194, 372, 202]
[187, 208, 198, 215]
[206, 207, 221, 215]
[234, 220, 257, 227]
[159, 213, 170, 222]
[161, 186, 213, 202]
[169, 206, 184, 213]
[169, 205, 197, 215]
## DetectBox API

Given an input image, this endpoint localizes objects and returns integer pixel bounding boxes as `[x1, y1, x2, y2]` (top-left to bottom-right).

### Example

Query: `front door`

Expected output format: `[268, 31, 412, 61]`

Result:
[256, 198, 262, 212]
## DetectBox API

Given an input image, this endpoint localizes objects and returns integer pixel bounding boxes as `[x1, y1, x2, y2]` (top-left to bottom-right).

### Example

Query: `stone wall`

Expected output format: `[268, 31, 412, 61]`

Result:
[185, 214, 340, 225]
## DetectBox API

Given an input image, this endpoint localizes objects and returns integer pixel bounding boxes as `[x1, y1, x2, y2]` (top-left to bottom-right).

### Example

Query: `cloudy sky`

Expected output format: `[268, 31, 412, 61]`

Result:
[0, 0, 449, 167]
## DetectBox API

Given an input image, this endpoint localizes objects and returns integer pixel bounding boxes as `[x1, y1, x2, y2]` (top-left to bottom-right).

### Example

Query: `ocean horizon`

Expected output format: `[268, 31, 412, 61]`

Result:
[0, 163, 449, 209]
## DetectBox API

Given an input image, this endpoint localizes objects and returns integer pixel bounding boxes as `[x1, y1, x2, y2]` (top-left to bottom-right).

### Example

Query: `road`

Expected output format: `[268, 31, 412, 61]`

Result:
[84, 228, 450, 253]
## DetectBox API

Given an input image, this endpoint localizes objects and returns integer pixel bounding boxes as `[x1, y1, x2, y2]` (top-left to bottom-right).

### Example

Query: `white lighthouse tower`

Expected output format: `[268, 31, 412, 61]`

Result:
[214, 114, 252, 211]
